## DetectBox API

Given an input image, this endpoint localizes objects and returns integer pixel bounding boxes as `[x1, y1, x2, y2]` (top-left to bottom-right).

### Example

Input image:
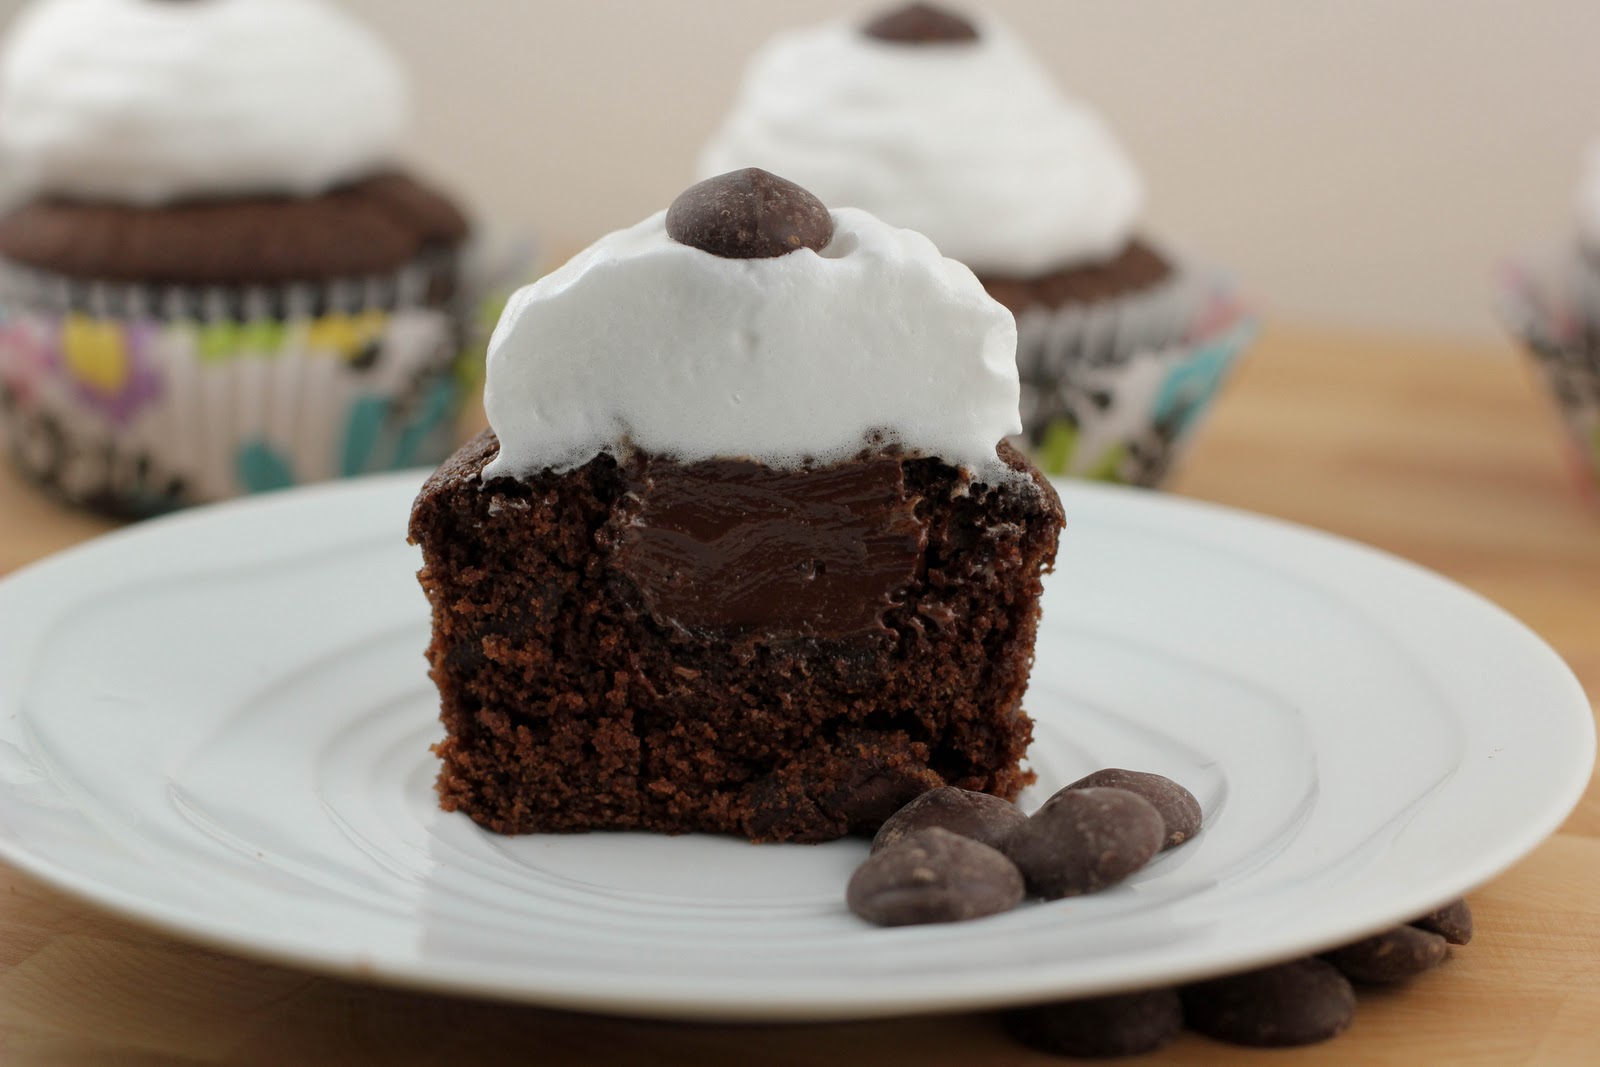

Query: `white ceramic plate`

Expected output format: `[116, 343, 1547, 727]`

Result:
[0, 473, 1591, 1021]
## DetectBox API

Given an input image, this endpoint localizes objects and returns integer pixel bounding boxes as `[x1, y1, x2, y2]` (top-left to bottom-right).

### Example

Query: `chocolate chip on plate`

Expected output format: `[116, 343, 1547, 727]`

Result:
[665, 168, 833, 260]
[1411, 898, 1473, 945]
[1005, 787, 1164, 899]
[1181, 957, 1355, 1048]
[862, 3, 980, 44]
[871, 785, 1028, 854]
[1064, 768, 1202, 850]
[1003, 988, 1183, 1058]
[847, 827, 1023, 926]
[1323, 925, 1450, 985]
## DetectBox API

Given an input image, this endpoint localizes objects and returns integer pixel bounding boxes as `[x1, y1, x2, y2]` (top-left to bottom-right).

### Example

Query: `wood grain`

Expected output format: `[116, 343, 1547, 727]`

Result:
[1, 323, 1596, 1065]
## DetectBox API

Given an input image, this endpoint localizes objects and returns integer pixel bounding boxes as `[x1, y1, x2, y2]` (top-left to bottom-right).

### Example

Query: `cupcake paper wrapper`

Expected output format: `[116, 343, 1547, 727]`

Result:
[1012, 260, 1255, 487]
[1497, 243, 1600, 498]
[0, 256, 474, 516]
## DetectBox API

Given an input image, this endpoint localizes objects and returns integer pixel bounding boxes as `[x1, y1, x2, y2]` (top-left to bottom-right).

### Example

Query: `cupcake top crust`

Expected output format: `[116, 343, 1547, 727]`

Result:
[482, 169, 1022, 481]
[0, 0, 408, 206]
[698, 4, 1144, 277]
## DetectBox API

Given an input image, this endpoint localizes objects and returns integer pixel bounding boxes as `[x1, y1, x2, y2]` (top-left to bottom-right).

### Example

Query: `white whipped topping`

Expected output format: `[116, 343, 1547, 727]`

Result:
[483, 207, 1021, 480]
[0, 0, 408, 205]
[1577, 143, 1600, 250]
[699, 17, 1144, 277]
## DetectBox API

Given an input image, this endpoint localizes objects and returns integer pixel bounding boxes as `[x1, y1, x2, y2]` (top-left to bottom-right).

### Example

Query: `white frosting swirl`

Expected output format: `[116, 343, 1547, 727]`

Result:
[483, 207, 1020, 480]
[0, 0, 408, 205]
[699, 18, 1144, 277]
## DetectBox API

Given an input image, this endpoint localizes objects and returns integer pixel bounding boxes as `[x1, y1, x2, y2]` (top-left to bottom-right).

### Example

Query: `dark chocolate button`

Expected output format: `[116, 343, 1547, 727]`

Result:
[831, 758, 943, 835]
[847, 827, 1023, 926]
[1323, 925, 1450, 984]
[1003, 988, 1183, 1058]
[862, 3, 979, 43]
[1005, 787, 1164, 899]
[1181, 958, 1355, 1048]
[1064, 768, 1202, 850]
[871, 786, 1028, 854]
[1411, 898, 1473, 945]
[665, 168, 833, 260]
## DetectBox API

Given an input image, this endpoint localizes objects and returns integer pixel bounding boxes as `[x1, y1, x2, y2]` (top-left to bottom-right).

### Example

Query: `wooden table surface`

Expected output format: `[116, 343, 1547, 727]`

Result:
[1, 324, 1596, 1065]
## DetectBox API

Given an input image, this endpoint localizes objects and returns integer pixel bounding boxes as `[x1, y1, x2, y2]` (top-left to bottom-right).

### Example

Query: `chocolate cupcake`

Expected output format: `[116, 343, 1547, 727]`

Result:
[1498, 145, 1600, 499]
[0, 0, 472, 516]
[409, 170, 1063, 842]
[698, 2, 1253, 486]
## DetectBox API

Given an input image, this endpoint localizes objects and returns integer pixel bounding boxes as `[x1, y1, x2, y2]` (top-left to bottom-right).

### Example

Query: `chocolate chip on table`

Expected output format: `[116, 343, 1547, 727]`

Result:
[1005, 787, 1164, 899]
[1064, 768, 1202, 850]
[1003, 988, 1183, 1058]
[1323, 925, 1450, 985]
[861, 2, 980, 43]
[665, 168, 834, 260]
[847, 827, 1024, 926]
[1411, 898, 1473, 945]
[1181, 957, 1356, 1048]
[871, 785, 1029, 854]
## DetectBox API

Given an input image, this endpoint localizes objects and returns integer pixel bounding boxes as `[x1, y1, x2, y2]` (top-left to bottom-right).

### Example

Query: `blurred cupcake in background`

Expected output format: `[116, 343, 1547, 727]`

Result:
[699, 2, 1252, 486]
[0, 0, 474, 517]
[1498, 145, 1600, 500]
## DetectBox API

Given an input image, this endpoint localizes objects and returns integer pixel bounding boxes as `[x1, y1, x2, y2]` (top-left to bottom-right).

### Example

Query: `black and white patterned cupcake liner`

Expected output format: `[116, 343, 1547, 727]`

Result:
[1012, 260, 1255, 487]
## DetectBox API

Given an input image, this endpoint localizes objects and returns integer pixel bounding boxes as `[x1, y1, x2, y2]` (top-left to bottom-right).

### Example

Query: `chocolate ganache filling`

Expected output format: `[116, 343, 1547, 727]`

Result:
[615, 455, 928, 640]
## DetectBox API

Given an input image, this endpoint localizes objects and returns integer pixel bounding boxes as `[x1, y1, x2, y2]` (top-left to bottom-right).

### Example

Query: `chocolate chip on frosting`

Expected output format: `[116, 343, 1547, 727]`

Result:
[665, 168, 834, 260]
[862, 3, 980, 44]
[847, 827, 1024, 926]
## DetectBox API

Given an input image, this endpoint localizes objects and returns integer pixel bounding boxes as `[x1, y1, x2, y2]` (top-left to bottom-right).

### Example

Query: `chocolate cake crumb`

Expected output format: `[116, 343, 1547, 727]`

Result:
[409, 430, 1062, 843]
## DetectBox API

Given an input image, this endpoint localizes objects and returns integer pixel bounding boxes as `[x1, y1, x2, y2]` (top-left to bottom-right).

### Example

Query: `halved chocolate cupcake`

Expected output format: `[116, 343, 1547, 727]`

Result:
[409, 170, 1064, 843]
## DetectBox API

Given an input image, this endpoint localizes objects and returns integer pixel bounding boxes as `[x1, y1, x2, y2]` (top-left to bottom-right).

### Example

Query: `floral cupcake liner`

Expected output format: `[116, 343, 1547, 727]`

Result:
[1497, 244, 1600, 499]
[1012, 260, 1255, 487]
[0, 249, 516, 518]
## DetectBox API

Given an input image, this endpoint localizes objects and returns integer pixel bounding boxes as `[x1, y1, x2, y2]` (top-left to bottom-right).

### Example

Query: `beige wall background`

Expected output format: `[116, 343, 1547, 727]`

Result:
[2, 0, 1597, 339]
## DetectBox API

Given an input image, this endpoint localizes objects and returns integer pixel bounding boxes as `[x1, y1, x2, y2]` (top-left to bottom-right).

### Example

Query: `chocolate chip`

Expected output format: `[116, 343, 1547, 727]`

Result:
[1323, 925, 1450, 985]
[1411, 898, 1473, 945]
[862, 3, 980, 44]
[1181, 958, 1355, 1048]
[833, 762, 942, 835]
[847, 827, 1023, 926]
[1005, 787, 1164, 899]
[1003, 988, 1183, 1058]
[1064, 768, 1202, 850]
[665, 168, 833, 260]
[870, 786, 1028, 854]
